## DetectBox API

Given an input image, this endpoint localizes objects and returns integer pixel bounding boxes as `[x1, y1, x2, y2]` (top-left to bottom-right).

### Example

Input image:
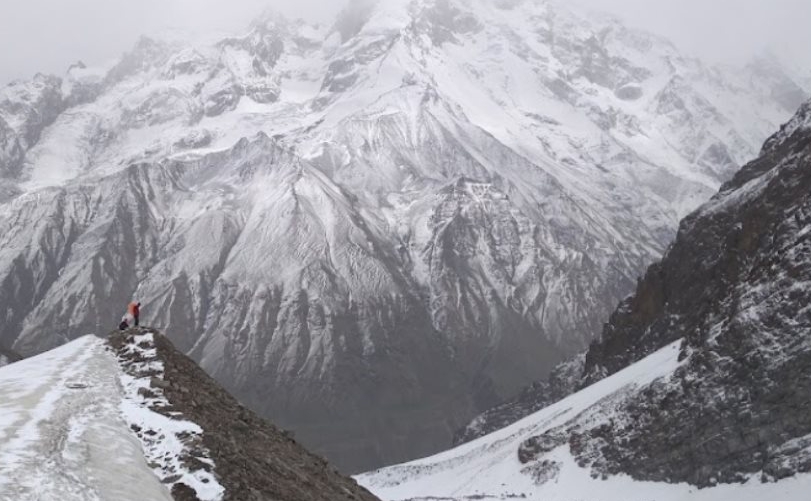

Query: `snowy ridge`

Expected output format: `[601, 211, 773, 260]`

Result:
[116, 331, 224, 501]
[0, 336, 176, 500]
[0, 331, 381, 500]
[761, 98, 811, 155]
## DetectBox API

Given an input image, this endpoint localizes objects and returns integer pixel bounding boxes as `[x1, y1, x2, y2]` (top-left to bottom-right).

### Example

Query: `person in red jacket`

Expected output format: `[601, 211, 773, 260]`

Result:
[127, 301, 141, 327]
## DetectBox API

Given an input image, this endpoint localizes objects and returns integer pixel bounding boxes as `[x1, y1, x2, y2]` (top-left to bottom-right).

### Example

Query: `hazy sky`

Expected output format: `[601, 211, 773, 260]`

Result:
[1, 0, 809, 85]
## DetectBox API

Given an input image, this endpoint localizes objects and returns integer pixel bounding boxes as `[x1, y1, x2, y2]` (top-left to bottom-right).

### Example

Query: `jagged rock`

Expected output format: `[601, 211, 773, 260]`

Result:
[567, 98, 811, 486]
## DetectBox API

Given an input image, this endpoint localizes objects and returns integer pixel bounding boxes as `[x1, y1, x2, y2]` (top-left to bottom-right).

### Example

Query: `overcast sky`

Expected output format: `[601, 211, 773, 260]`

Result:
[1, 0, 810, 85]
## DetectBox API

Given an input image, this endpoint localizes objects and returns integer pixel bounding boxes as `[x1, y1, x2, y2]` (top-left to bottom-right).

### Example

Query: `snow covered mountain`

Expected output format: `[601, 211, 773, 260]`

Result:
[358, 97, 811, 499]
[0, 328, 379, 501]
[0, 0, 806, 472]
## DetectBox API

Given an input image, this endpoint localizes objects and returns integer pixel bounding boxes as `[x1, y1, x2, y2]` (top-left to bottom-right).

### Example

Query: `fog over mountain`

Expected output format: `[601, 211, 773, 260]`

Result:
[1, 0, 807, 473]
[1, 0, 810, 85]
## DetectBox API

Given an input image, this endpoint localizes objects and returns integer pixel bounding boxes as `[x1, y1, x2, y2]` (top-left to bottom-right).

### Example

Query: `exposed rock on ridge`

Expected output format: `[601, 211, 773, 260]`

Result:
[109, 327, 381, 501]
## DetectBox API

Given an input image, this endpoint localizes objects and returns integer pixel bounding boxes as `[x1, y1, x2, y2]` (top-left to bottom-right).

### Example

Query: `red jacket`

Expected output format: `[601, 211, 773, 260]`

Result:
[128, 301, 140, 317]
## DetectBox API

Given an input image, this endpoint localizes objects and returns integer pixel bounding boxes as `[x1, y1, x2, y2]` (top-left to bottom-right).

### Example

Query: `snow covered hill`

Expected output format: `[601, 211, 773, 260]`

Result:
[0, 329, 379, 501]
[359, 97, 811, 500]
[0, 0, 807, 471]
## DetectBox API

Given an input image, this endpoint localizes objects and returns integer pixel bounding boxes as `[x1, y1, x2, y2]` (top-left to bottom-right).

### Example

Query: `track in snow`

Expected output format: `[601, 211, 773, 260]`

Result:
[0, 336, 173, 501]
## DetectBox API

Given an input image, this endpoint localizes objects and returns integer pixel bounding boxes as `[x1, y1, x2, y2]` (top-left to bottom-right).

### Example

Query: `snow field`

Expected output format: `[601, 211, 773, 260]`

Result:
[0, 336, 173, 501]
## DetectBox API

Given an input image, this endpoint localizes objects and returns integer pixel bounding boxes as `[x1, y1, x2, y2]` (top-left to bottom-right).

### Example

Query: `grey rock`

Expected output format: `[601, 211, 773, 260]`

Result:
[568, 98, 811, 487]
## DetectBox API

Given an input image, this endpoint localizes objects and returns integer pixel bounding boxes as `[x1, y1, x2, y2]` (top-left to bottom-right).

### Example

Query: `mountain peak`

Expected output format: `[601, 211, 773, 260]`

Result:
[0, 0, 806, 474]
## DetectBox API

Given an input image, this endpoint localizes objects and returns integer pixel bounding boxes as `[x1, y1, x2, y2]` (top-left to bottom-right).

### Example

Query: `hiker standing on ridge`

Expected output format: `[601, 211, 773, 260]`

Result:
[128, 301, 141, 327]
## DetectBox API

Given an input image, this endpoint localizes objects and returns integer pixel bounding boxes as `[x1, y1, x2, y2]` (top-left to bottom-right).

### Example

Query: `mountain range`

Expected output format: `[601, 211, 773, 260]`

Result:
[0, 0, 806, 472]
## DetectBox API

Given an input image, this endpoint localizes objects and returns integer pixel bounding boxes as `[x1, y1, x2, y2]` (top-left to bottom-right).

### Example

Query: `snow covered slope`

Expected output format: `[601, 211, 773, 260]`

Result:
[357, 341, 811, 500]
[0, 335, 200, 500]
[0, 0, 807, 471]
[0, 330, 380, 501]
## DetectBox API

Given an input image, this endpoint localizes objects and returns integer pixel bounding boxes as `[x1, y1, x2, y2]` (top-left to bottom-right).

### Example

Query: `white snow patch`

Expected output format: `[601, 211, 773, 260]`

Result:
[117, 331, 224, 501]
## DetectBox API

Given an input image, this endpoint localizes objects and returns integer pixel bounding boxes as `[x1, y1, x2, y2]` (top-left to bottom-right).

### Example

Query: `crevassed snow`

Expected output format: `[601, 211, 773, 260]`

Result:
[357, 339, 811, 500]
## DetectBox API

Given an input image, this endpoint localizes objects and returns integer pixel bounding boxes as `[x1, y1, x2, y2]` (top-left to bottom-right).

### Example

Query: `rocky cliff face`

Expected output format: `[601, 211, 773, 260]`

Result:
[583, 98, 811, 383]
[564, 97, 811, 486]
[457, 98, 811, 471]
[0, 0, 806, 472]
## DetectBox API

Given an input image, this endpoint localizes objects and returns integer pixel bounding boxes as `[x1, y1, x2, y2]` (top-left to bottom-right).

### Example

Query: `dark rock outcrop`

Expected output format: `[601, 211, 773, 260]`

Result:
[109, 328, 381, 501]
[562, 98, 811, 486]
[584, 98, 811, 383]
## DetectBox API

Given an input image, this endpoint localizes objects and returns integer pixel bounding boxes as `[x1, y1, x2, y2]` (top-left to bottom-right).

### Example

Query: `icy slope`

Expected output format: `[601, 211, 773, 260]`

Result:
[0, 0, 808, 472]
[357, 341, 811, 501]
